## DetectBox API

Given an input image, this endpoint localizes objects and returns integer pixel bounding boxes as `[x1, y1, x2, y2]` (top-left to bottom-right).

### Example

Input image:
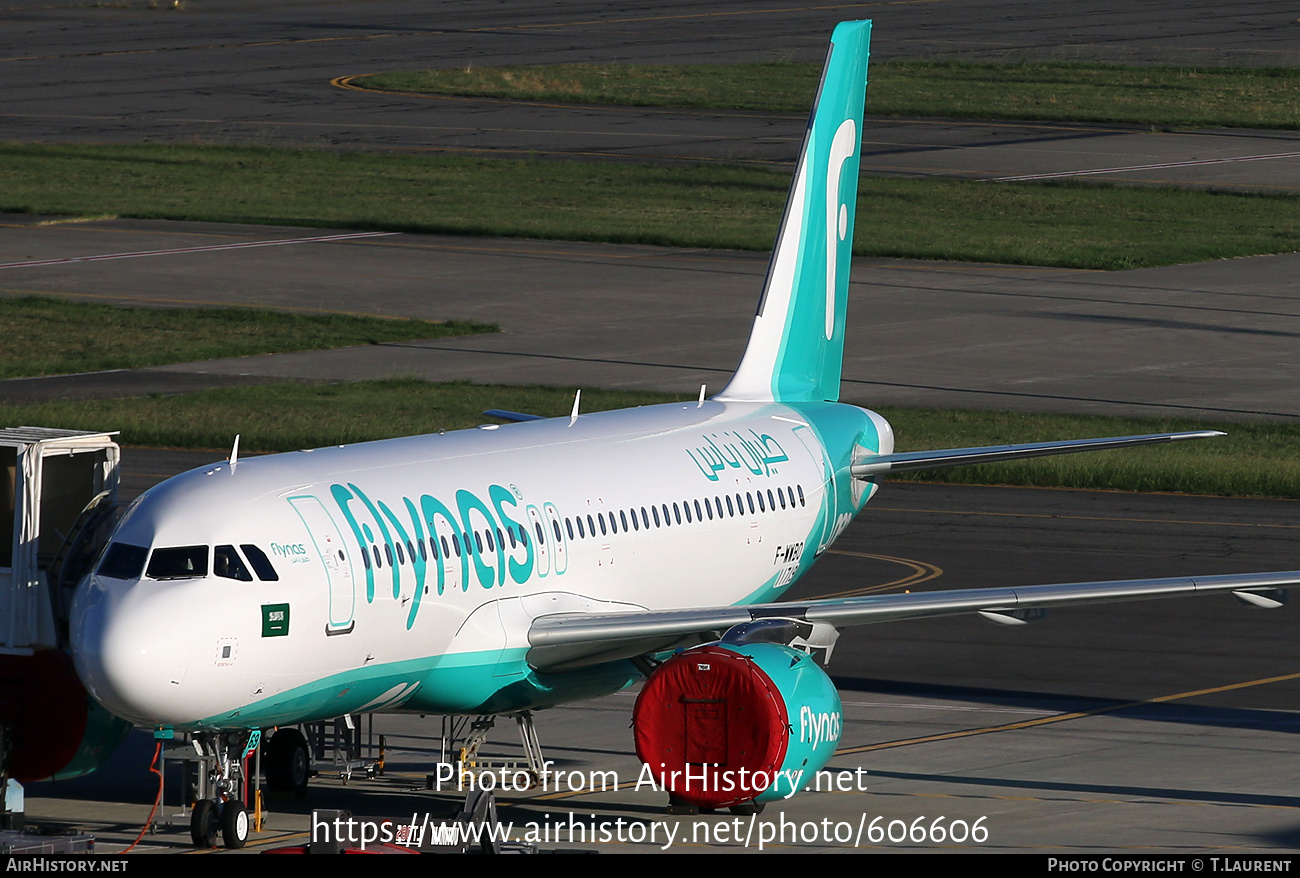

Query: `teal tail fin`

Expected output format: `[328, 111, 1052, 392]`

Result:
[717, 20, 870, 404]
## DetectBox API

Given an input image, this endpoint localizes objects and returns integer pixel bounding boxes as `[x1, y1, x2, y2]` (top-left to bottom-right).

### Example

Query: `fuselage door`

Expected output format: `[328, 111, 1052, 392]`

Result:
[526, 505, 549, 578]
[791, 425, 834, 554]
[543, 502, 567, 576]
[287, 495, 355, 632]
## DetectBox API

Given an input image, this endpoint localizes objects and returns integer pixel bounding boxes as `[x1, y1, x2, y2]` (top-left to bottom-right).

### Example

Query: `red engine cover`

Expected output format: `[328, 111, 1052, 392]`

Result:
[0, 650, 89, 782]
[633, 645, 789, 808]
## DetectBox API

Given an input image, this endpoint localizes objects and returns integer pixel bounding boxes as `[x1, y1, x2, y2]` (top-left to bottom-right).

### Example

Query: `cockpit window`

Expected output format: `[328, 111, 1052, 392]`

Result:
[146, 546, 208, 580]
[240, 544, 280, 582]
[98, 542, 148, 580]
[214, 545, 253, 582]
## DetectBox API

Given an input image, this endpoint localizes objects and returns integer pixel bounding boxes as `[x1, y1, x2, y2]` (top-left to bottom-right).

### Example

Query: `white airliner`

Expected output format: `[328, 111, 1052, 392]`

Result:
[70, 20, 1296, 849]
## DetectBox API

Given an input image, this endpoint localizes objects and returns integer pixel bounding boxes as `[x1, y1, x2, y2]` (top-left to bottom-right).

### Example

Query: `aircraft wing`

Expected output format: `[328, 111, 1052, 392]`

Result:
[525, 570, 1299, 672]
[851, 430, 1223, 477]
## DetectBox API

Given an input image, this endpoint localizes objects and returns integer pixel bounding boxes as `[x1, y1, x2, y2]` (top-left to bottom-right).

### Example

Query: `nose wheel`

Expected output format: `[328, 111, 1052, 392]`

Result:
[189, 731, 255, 849]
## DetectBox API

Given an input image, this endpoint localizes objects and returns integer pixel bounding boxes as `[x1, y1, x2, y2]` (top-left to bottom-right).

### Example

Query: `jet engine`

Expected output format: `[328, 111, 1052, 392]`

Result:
[0, 649, 131, 783]
[633, 635, 841, 809]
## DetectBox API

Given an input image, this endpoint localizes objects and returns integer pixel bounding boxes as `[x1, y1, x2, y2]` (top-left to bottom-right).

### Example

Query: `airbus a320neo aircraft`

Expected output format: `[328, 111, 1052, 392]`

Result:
[70, 19, 1297, 849]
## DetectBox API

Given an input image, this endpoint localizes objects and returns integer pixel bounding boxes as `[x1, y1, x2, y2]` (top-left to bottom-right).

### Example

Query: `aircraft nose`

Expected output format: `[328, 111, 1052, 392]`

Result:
[71, 575, 194, 727]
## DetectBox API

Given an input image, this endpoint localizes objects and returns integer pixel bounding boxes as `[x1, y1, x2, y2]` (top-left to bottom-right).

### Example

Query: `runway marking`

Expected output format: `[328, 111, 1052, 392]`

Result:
[836, 669, 1300, 756]
[0, 231, 398, 270]
[993, 151, 1300, 182]
[816, 550, 943, 597]
[874, 505, 1300, 530]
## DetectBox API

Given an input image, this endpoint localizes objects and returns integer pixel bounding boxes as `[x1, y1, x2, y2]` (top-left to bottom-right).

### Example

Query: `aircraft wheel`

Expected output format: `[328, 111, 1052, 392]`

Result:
[221, 802, 249, 849]
[190, 799, 219, 848]
[266, 728, 311, 794]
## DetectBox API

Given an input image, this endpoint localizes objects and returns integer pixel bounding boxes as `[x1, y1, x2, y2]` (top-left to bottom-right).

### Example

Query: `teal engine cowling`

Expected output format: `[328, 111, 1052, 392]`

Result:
[632, 641, 841, 808]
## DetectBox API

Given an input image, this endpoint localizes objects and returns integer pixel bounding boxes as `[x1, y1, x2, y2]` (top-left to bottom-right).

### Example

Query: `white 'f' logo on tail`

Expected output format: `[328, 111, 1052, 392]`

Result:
[825, 118, 857, 340]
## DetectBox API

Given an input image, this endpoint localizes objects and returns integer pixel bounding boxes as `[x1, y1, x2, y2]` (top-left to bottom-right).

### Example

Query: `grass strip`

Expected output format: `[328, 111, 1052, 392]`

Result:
[0, 296, 494, 379]
[357, 61, 1300, 130]
[5, 144, 1300, 270]
[0, 379, 1292, 499]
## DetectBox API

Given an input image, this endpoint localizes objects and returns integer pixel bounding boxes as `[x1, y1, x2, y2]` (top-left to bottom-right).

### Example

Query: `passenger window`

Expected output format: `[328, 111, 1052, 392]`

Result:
[97, 542, 148, 581]
[620, 510, 629, 531]
[797, 485, 805, 506]
[395, 542, 405, 565]
[147, 545, 208, 580]
[534, 522, 545, 545]
[662, 504, 671, 526]
[474, 531, 484, 554]
[652, 506, 661, 527]
[552, 520, 562, 542]
[567, 518, 575, 540]
[757, 491, 766, 513]
[577, 516, 586, 538]
[641, 507, 650, 529]
[683, 502, 692, 523]
[214, 545, 253, 582]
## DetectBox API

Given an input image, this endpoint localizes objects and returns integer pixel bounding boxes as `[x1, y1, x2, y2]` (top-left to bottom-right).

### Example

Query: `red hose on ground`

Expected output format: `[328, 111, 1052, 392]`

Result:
[120, 742, 162, 854]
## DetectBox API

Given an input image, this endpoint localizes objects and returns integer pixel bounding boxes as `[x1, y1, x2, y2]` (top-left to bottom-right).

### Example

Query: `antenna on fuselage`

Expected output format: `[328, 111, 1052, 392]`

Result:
[228, 434, 240, 474]
[569, 389, 581, 425]
[698, 384, 707, 407]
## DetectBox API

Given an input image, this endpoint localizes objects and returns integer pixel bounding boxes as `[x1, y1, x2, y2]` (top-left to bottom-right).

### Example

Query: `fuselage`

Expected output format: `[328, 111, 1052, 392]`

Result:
[71, 399, 892, 731]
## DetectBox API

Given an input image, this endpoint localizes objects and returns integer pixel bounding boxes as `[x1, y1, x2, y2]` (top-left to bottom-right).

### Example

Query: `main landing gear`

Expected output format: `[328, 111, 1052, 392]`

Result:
[188, 732, 253, 849]
[264, 727, 311, 795]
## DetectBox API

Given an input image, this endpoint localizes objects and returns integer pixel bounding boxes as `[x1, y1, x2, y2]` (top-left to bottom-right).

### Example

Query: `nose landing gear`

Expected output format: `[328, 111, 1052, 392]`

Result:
[188, 731, 254, 849]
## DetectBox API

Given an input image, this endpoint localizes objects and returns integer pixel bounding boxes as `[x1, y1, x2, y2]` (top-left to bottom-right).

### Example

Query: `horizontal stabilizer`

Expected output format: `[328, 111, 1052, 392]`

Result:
[526, 570, 1299, 671]
[850, 430, 1224, 477]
